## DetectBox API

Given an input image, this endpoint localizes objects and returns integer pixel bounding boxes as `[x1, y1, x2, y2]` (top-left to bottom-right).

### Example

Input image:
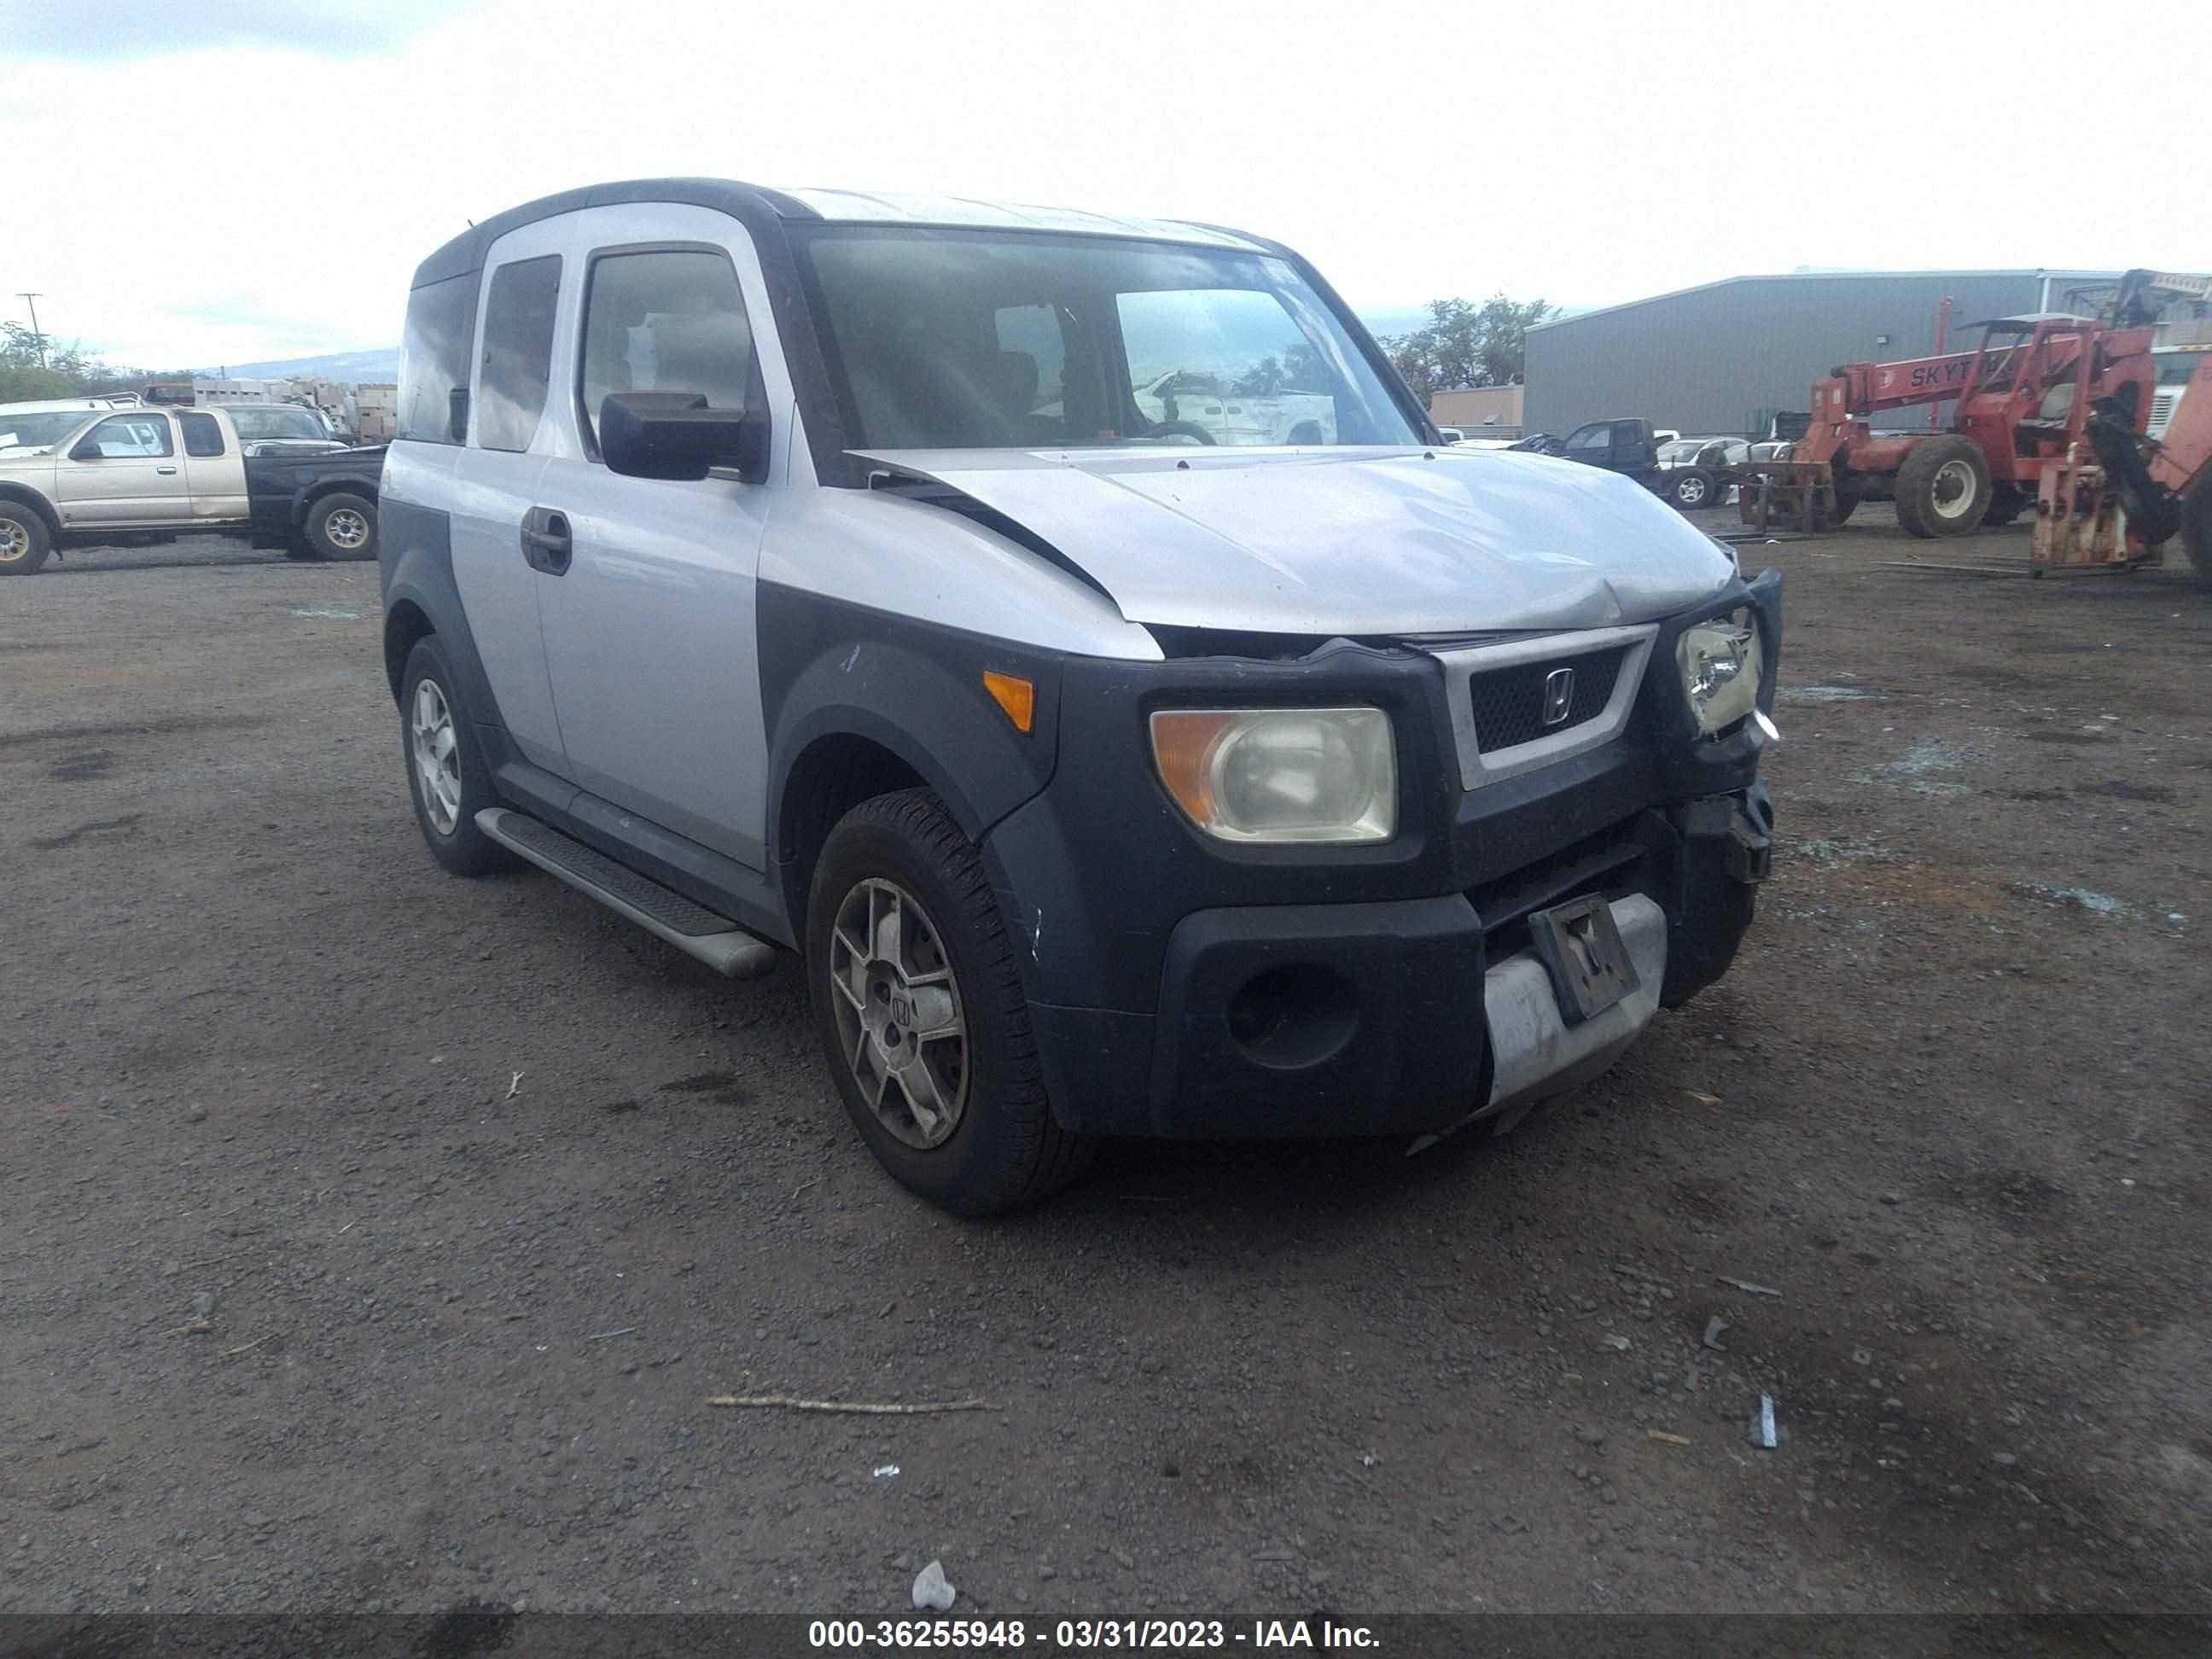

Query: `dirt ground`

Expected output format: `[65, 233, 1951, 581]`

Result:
[3, 512, 2208, 1622]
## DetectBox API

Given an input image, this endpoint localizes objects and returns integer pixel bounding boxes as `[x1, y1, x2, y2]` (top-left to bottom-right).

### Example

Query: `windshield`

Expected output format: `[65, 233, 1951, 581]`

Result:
[795, 228, 1420, 451]
[0, 411, 95, 452]
[228, 407, 327, 442]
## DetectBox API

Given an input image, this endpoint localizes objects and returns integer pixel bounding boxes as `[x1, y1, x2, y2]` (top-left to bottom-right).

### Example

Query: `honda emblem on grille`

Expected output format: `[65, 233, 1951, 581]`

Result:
[1541, 667, 1575, 726]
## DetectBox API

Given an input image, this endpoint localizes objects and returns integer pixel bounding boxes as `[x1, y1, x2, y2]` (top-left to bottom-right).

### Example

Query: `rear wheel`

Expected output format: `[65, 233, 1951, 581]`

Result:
[1895, 436, 1992, 538]
[806, 789, 1092, 1215]
[1669, 469, 1715, 509]
[306, 492, 378, 562]
[398, 636, 513, 876]
[0, 503, 51, 574]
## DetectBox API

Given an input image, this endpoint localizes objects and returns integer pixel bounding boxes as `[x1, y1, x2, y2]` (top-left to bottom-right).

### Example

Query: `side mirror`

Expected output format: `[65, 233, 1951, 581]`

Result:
[600, 392, 770, 484]
[70, 439, 102, 461]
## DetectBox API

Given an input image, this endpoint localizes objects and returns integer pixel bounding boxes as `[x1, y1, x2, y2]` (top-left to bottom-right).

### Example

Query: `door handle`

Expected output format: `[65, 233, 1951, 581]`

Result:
[520, 507, 572, 574]
[156, 466, 178, 474]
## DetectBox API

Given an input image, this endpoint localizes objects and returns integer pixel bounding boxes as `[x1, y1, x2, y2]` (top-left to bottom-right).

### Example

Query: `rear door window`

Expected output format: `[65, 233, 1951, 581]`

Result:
[478, 254, 564, 452]
[577, 248, 754, 456]
[179, 412, 225, 456]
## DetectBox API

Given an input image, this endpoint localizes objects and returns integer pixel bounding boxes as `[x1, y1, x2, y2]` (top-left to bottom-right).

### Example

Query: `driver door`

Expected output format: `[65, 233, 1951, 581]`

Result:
[1562, 422, 1613, 469]
[52, 411, 193, 525]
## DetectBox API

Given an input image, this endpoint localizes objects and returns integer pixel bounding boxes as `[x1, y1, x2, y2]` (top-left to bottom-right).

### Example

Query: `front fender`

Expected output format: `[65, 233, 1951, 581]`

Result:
[759, 587, 1065, 849]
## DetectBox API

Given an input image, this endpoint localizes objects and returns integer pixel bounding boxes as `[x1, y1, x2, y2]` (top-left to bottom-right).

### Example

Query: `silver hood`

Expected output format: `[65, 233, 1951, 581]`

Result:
[851, 445, 1737, 637]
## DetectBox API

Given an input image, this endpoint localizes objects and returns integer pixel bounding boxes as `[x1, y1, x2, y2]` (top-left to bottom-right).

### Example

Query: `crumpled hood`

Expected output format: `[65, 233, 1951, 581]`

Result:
[852, 445, 1737, 637]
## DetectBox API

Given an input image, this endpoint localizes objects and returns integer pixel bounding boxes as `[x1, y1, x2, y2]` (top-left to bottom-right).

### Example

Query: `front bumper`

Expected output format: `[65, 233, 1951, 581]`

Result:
[989, 573, 1781, 1140]
[1024, 785, 1770, 1138]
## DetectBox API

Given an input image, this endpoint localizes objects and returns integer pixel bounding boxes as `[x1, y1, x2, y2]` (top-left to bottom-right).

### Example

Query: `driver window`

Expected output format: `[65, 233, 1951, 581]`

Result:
[80, 414, 173, 458]
[578, 248, 754, 456]
[1565, 423, 1610, 451]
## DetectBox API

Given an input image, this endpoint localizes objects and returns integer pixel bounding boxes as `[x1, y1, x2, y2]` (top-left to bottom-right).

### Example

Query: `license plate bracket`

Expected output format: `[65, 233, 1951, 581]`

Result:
[1527, 894, 1639, 1026]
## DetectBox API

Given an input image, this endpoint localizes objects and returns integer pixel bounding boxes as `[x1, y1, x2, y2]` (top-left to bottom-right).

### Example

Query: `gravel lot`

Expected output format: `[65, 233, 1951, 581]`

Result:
[3, 516, 2208, 1621]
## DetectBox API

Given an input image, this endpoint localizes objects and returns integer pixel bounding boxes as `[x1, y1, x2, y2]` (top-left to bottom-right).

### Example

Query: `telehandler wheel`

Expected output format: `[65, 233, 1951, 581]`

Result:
[2184, 472, 2212, 586]
[1895, 435, 1992, 538]
[1825, 471, 1862, 528]
[1983, 484, 2029, 527]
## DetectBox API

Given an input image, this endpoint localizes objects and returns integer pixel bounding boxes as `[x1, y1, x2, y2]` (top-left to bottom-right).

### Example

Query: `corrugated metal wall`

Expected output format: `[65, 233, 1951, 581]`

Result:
[1523, 273, 2108, 440]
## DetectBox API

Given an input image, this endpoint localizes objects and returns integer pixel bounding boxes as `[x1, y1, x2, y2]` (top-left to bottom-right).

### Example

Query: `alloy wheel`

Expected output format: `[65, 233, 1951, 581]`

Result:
[410, 678, 463, 834]
[325, 509, 370, 550]
[826, 877, 969, 1149]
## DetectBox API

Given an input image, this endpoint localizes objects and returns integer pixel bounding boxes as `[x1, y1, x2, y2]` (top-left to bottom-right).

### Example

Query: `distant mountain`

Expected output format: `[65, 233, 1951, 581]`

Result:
[198, 347, 400, 381]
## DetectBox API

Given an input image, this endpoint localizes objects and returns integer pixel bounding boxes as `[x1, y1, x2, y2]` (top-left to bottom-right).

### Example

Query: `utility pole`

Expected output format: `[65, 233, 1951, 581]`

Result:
[15, 293, 47, 367]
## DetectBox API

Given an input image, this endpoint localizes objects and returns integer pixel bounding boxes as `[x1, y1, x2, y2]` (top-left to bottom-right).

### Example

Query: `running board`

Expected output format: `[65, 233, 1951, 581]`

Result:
[475, 808, 777, 980]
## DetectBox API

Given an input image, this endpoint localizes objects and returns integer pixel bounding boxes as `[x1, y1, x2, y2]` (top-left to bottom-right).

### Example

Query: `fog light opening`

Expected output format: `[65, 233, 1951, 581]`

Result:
[1225, 964, 1358, 1070]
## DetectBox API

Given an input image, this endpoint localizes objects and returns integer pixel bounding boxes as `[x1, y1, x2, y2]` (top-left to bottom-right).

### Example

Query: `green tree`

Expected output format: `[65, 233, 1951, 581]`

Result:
[1382, 294, 1554, 401]
[3, 322, 112, 398]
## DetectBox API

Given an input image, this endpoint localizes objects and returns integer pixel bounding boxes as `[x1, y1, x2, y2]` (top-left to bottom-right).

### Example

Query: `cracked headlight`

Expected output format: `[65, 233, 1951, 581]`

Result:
[1677, 608, 1764, 736]
[1150, 707, 1396, 843]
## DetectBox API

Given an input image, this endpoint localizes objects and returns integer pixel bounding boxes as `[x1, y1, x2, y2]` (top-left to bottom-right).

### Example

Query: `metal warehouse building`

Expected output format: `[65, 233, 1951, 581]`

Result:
[1522, 269, 2118, 441]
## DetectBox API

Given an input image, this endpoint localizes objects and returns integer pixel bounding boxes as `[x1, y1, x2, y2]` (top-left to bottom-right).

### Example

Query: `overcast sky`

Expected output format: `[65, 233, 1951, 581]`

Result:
[9, 0, 2210, 369]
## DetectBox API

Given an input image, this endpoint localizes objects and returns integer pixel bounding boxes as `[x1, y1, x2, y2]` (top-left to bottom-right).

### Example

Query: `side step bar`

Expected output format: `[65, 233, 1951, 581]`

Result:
[475, 808, 777, 980]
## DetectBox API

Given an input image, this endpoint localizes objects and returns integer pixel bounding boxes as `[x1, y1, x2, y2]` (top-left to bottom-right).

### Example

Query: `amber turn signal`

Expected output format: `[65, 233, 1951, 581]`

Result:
[1148, 709, 1242, 827]
[982, 671, 1034, 733]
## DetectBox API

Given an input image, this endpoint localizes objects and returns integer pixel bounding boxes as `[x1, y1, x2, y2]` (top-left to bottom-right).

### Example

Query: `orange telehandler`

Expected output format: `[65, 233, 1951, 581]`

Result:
[1738, 272, 2209, 572]
[2041, 350, 2212, 581]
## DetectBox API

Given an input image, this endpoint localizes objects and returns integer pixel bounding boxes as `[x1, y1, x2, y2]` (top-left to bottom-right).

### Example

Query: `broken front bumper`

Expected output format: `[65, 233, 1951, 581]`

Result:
[1022, 788, 1772, 1140]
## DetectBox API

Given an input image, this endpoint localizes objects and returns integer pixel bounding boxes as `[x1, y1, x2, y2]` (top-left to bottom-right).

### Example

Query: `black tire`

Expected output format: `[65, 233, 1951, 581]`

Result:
[0, 501, 52, 575]
[1895, 435, 1992, 538]
[306, 492, 378, 562]
[2184, 473, 2212, 586]
[397, 636, 513, 876]
[1983, 483, 2029, 527]
[1669, 469, 1717, 510]
[806, 789, 1093, 1216]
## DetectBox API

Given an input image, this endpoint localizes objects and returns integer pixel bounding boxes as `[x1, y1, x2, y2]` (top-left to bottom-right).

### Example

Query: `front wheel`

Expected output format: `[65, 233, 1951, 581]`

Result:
[806, 789, 1092, 1215]
[1895, 435, 1992, 538]
[2184, 472, 2212, 586]
[0, 503, 51, 574]
[306, 492, 378, 562]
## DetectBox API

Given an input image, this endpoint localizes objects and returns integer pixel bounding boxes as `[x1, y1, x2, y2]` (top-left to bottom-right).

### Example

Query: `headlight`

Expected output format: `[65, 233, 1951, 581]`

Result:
[1677, 608, 1764, 736]
[1150, 707, 1396, 843]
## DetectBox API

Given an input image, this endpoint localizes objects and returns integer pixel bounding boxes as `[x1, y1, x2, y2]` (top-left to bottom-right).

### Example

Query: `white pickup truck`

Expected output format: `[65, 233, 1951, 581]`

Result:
[0, 402, 385, 574]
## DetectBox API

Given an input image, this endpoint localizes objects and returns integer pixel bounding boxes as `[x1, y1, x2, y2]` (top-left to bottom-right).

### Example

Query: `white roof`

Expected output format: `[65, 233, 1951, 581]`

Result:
[778, 188, 1266, 250]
